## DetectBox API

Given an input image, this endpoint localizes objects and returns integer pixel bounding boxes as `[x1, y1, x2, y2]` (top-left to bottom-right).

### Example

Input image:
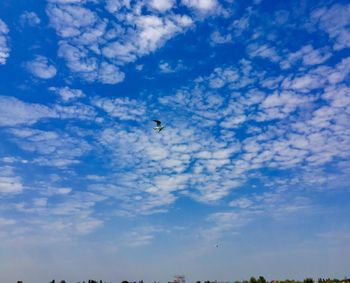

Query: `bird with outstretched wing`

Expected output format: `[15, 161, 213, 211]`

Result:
[153, 120, 165, 133]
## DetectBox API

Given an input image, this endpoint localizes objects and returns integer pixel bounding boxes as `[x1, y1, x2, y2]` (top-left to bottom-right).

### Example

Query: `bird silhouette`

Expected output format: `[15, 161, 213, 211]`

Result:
[153, 120, 165, 133]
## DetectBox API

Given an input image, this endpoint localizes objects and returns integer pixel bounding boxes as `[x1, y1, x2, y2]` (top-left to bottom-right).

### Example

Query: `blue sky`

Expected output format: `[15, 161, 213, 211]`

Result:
[1, 0, 350, 282]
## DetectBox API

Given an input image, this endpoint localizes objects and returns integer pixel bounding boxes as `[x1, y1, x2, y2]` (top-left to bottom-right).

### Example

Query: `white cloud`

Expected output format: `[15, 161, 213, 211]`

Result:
[135, 64, 144, 71]
[49, 86, 85, 102]
[149, 0, 175, 12]
[20, 11, 41, 26]
[46, 1, 195, 84]
[11, 189, 107, 238]
[0, 176, 23, 194]
[124, 226, 165, 247]
[0, 96, 96, 127]
[201, 191, 316, 242]
[10, 128, 92, 168]
[0, 96, 56, 126]
[57, 187, 72, 194]
[75, 218, 103, 235]
[281, 44, 332, 69]
[25, 55, 57, 79]
[208, 67, 239, 88]
[202, 211, 252, 242]
[261, 91, 313, 112]
[189, 60, 258, 91]
[48, 0, 90, 3]
[57, 41, 98, 72]
[0, 217, 16, 226]
[156, 51, 350, 209]
[58, 42, 125, 84]
[229, 14, 250, 37]
[104, 0, 131, 13]
[93, 97, 146, 121]
[210, 30, 232, 45]
[0, 19, 10, 65]
[182, 0, 218, 12]
[98, 62, 125, 84]
[103, 14, 193, 61]
[33, 198, 48, 207]
[54, 103, 96, 120]
[159, 60, 187, 73]
[159, 61, 174, 73]
[247, 43, 280, 62]
[94, 118, 243, 213]
[311, 3, 350, 50]
[46, 4, 98, 38]
[281, 56, 350, 93]
[0, 167, 23, 195]
[220, 115, 246, 128]
[1, 157, 19, 163]
[229, 197, 253, 208]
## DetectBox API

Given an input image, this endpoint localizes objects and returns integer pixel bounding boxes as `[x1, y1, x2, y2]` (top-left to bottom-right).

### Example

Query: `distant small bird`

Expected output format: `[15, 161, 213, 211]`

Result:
[153, 120, 165, 133]
[215, 244, 219, 248]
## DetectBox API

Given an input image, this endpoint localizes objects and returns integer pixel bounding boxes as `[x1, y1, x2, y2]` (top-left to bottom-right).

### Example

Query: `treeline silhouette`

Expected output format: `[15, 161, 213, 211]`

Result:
[47, 280, 145, 283]
[232, 277, 350, 283]
[38, 277, 350, 283]
[48, 280, 115, 283]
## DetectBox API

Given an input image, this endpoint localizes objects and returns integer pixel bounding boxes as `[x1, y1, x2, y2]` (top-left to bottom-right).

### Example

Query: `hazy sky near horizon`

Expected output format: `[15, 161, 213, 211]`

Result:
[1, 0, 350, 282]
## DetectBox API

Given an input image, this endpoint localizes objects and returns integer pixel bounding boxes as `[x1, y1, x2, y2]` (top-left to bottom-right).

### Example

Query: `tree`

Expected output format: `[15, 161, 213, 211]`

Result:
[304, 279, 313, 283]
[250, 277, 258, 283]
[258, 276, 267, 283]
[196, 281, 201, 283]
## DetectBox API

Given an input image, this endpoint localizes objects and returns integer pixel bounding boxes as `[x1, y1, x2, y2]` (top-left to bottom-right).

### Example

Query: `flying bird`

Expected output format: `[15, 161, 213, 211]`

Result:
[153, 120, 165, 133]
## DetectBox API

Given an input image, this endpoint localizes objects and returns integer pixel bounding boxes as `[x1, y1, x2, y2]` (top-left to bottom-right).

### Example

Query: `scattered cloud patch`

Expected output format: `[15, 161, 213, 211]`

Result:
[159, 60, 187, 73]
[98, 62, 125, 84]
[149, 0, 175, 12]
[0, 96, 56, 126]
[47, 0, 194, 84]
[210, 30, 232, 45]
[0, 96, 95, 127]
[93, 97, 146, 121]
[10, 128, 92, 167]
[124, 226, 162, 247]
[247, 43, 280, 62]
[25, 55, 57, 79]
[0, 19, 10, 65]
[281, 44, 332, 69]
[49, 86, 85, 102]
[0, 167, 23, 195]
[311, 3, 350, 50]
[0, 217, 16, 226]
[182, 0, 219, 13]
[0, 176, 23, 194]
[20, 11, 41, 27]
